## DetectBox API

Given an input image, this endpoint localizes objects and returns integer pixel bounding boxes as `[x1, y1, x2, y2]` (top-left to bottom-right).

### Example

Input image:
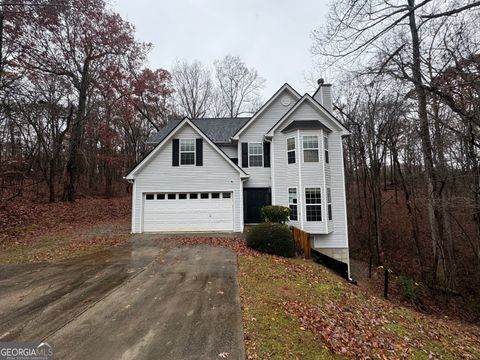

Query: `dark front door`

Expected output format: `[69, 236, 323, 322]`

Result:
[244, 188, 271, 223]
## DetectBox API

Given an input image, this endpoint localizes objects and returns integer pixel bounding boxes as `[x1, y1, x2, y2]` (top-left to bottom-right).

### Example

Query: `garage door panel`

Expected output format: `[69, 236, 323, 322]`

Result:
[143, 193, 234, 232]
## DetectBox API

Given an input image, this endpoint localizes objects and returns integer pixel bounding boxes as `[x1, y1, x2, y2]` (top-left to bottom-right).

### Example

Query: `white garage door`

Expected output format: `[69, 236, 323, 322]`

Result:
[143, 192, 234, 232]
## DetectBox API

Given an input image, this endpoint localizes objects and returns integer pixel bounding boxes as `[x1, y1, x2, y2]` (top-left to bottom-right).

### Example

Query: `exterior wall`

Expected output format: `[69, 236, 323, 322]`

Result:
[272, 129, 300, 228]
[238, 89, 298, 187]
[313, 131, 349, 248]
[218, 144, 238, 159]
[271, 99, 349, 247]
[131, 123, 243, 233]
[272, 101, 330, 233]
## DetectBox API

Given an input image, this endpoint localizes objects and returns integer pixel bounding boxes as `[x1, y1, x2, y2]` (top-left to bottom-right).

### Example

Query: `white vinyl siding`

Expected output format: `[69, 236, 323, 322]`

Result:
[272, 98, 347, 244]
[131, 123, 243, 233]
[313, 131, 348, 248]
[272, 131, 300, 222]
[239, 88, 297, 187]
[324, 136, 329, 164]
[218, 144, 238, 159]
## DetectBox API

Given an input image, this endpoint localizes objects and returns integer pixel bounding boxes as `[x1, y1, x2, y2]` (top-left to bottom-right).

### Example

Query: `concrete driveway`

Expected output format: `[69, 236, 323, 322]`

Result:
[0, 237, 245, 359]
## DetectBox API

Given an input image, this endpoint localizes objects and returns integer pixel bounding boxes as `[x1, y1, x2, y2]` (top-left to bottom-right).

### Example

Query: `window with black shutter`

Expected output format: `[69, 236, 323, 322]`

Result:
[196, 138, 203, 166]
[241, 143, 249, 168]
[263, 142, 271, 167]
[172, 139, 179, 166]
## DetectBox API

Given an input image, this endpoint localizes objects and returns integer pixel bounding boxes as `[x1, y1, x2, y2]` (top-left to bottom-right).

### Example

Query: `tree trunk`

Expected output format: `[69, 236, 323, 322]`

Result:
[407, 0, 454, 290]
[48, 157, 55, 203]
[394, 148, 426, 279]
[63, 59, 90, 202]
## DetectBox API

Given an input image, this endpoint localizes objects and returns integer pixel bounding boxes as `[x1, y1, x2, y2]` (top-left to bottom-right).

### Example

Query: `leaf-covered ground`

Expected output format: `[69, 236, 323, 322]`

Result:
[238, 255, 480, 359]
[0, 197, 131, 263]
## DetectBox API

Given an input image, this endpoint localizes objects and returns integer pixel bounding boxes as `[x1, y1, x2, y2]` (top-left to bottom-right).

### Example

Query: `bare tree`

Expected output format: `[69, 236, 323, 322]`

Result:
[312, 0, 480, 291]
[172, 60, 213, 119]
[214, 55, 265, 117]
[17, 0, 148, 202]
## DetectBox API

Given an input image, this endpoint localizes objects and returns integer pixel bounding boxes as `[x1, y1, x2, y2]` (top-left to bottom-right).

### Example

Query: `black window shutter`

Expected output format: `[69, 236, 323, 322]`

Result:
[196, 138, 203, 166]
[263, 142, 271, 167]
[241, 143, 249, 168]
[172, 139, 179, 166]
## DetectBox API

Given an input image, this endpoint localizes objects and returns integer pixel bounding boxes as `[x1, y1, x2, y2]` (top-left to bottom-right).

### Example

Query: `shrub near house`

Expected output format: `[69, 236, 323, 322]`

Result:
[247, 205, 295, 257]
[246, 223, 295, 257]
[260, 205, 290, 223]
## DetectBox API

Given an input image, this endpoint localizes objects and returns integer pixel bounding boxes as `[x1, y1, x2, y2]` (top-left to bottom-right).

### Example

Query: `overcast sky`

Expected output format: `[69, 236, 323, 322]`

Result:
[112, 0, 328, 99]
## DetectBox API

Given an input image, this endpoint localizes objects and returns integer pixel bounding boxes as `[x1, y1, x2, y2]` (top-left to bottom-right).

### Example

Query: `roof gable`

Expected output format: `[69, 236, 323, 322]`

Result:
[125, 118, 249, 180]
[266, 94, 350, 137]
[231, 83, 301, 140]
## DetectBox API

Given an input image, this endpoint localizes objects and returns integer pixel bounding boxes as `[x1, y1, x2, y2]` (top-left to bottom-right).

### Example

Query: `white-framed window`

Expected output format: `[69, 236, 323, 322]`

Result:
[303, 136, 319, 162]
[324, 136, 329, 164]
[287, 137, 296, 164]
[288, 188, 298, 221]
[327, 188, 332, 220]
[180, 139, 195, 165]
[305, 187, 322, 221]
[248, 142, 263, 167]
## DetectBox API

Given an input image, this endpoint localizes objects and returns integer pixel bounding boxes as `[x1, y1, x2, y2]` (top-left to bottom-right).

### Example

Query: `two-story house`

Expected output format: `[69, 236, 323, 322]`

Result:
[125, 81, 350, 269]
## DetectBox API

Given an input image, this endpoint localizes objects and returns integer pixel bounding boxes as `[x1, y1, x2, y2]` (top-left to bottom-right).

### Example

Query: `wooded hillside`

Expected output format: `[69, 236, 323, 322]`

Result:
[0, 0, 264, 204]
[312, 0, 480, 319]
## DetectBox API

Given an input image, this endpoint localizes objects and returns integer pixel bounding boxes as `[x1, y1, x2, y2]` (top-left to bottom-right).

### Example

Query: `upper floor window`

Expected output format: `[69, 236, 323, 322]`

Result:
[303, 136, 319, 162]
[324, 136, 329, 164]
[288, 188, 298, 221]
[305, 187, 322, 221]
[248, 143, 263, 167]
[287, 137, 296, 164]
[180, 139, 195, 165]
[327, 188, 332, 220]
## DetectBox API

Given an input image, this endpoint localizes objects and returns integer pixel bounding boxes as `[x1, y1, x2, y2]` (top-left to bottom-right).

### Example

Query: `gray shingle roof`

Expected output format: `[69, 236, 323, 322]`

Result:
[281, 120, 332, 133]
[146, 117, 251, 145]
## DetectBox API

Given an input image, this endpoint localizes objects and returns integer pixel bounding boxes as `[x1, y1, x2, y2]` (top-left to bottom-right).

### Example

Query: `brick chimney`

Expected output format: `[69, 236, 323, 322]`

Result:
[313, 78, 332, 113]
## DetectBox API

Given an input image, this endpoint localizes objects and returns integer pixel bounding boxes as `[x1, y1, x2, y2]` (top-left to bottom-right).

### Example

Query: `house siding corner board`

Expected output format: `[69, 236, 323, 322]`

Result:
[239, 89, 297, 188]
[132, 124, 243, 232]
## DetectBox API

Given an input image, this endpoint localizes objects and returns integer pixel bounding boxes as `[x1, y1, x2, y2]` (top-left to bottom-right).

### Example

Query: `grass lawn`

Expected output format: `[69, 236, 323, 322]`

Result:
[238, 254, 480, 359]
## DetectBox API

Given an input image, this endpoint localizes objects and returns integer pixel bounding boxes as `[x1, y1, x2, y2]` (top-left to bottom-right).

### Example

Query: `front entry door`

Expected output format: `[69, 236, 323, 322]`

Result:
[244, 188, 271, 223]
